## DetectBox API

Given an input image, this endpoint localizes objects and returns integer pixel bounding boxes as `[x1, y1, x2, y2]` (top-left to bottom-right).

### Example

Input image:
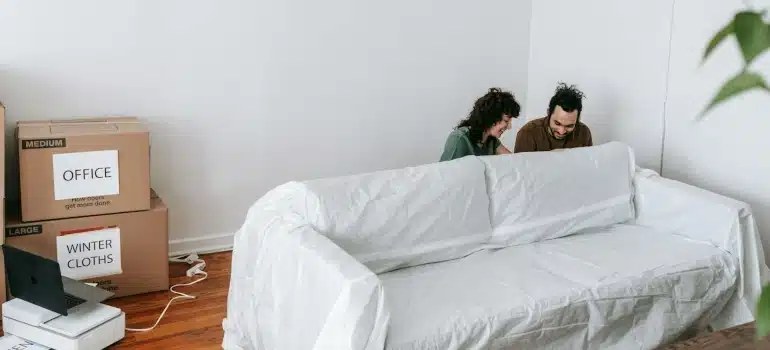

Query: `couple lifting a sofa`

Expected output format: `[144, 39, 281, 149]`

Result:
[440, 82, 594, 162]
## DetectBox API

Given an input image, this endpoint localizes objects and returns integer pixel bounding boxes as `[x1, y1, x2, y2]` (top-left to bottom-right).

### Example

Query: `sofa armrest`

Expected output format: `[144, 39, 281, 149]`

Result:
[633, 168, 770, 329]
[223, 213, 389, 350]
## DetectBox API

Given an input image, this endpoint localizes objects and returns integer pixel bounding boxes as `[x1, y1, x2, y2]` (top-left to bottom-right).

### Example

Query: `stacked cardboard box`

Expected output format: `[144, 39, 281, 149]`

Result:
[0, 104, 6, 309]
[5, 117, 169, 299]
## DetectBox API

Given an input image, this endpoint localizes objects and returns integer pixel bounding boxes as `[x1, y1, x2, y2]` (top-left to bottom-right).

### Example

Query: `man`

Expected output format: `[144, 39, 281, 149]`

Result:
[514, 82, 592, 153]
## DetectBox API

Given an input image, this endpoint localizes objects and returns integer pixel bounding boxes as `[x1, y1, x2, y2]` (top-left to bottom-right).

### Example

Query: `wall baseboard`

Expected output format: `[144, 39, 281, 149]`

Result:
[169, 232, 235, 257]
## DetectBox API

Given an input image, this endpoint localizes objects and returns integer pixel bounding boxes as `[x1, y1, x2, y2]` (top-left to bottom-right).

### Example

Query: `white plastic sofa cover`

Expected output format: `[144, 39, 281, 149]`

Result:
[223, 154, 495, 349]
[222, 141, 769, 349]
[298, 155, 494, 274]
[479, 141, 636, 247]
[223, 183, 389, 350]
[380, 224, 738, 349]
[633, 168, 770, 329]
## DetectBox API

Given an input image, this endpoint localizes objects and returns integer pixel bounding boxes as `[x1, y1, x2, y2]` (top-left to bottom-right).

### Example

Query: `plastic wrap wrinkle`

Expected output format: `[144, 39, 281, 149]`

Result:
[299, 155, 493, 274]
[492, 194, 632, 237]
[632, 168, 770, 330]
[380, 225, 737, 349]
[482, 142, 636, 247]
[223, 181, 389, 350]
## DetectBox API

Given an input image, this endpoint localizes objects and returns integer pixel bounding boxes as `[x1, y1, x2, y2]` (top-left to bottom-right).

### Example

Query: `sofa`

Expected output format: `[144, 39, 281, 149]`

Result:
[222, 141, 770, 350]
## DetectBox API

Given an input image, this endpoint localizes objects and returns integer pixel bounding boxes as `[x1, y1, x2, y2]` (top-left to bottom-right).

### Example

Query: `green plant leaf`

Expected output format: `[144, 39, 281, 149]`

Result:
[733, 11, 770, 65]
[757, 285, 770, 340]
[700, 70, 770, 118]
[703, 20, 734, 62]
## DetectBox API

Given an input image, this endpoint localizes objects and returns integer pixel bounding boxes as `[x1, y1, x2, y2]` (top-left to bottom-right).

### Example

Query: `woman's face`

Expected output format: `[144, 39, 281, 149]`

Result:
[487, 114, 513, 139]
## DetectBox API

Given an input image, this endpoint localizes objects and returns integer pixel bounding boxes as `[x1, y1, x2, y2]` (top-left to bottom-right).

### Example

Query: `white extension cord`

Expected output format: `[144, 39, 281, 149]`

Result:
[125, 253, 208, 332]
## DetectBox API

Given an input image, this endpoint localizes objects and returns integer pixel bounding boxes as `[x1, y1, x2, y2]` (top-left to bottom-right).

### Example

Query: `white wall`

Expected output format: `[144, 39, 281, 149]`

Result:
[662, 0, 770, 253]
[526, 0, 770, 261]
[526, 0, 674, 171]
[12, 0, 767, 258]
[0, 1, 532, 253]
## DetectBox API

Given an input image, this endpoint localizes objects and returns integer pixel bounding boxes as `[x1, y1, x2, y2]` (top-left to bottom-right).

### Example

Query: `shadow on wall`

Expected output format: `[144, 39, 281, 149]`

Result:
[0, 68, 70, 201]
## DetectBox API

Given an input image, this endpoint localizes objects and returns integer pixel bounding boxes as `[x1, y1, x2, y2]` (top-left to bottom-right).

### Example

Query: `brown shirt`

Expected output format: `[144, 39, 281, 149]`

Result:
[513, 117, 592, 153]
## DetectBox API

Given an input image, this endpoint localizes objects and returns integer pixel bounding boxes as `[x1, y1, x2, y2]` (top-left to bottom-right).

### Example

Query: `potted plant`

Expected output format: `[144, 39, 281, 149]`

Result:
[701, 7, 770, 339]
[702, 9, 769, 114]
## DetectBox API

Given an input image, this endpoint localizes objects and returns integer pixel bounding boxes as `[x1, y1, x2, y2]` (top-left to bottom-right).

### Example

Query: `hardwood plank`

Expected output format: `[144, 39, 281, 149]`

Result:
[107, 251, 231, 349]
[660, 322, 770, 350]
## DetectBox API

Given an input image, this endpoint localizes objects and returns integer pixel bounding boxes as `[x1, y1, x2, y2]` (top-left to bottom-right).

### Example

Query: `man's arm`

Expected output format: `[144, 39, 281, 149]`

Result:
[513, 128, 538, 153]
[583, 127, 593, 147]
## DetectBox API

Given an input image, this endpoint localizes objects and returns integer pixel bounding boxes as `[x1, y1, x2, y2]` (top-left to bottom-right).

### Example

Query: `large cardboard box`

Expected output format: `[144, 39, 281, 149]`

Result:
[17, 117, 150, 222]
[5, 192, 168, 298]
[0, 103, 5, 202]
[0, 104, 6, 317]
[0, 249, 6, 319]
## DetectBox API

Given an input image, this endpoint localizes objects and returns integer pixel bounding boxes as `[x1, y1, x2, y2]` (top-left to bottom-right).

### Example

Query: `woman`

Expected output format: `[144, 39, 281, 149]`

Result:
[439, 88, 521, 162]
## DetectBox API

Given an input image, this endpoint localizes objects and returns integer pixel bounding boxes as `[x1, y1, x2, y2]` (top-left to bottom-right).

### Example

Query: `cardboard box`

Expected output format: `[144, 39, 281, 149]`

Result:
[0, 103, 6, 202]
[5, 192, 168, 298]
[0, 104, 7, 320]
[17, 117, 150, 222]
[0, 249, 6, 319]
[0, 104, 6, 245]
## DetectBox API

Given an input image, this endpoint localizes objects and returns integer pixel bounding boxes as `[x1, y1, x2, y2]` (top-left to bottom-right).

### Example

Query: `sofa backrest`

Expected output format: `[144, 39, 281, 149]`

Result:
[479, 141, 636, 247]
[299, 156, 492, 274]
[286, 141, 637, 274]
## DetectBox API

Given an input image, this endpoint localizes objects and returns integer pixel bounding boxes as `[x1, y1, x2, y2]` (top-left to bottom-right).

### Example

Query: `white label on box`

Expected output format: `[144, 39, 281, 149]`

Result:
[52, 150, 120, 201]
[56, 227, 122, 280]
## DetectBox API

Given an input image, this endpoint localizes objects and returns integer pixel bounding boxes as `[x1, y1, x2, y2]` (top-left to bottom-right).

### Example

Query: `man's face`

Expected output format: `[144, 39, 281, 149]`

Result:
[548, 105, 578, 140]
[488, 114, 513, 139]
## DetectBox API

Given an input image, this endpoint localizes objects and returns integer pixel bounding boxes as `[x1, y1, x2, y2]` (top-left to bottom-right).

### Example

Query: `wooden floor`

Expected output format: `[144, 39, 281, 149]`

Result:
[91, 251, 231, 349]
[660, 322, 770, 349]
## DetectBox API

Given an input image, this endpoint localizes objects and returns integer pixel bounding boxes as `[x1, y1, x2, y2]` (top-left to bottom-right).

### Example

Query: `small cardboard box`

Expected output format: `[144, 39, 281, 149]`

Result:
[16, 117, 150, 222]
[5, 192, 168, 298]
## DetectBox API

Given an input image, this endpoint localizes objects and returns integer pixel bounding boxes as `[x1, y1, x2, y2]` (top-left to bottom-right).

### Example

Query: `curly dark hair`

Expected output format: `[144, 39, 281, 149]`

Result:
[456, 88, 521, 144]
[547, 82, 585, 119]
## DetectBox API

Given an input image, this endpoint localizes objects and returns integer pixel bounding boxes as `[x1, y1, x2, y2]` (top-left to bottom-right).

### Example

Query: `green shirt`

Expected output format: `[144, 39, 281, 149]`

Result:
[439, 126, 501, 162]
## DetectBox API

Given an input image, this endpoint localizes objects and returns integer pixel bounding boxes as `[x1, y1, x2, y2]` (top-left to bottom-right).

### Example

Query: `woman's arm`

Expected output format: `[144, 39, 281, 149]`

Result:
[496, 144, 512, 155]
[439, 133, 474, 161]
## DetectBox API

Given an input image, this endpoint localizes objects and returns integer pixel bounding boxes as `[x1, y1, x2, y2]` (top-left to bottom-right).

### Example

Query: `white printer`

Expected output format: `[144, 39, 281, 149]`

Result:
[0, 334, 49, 349]
[1, 245, 125, 350]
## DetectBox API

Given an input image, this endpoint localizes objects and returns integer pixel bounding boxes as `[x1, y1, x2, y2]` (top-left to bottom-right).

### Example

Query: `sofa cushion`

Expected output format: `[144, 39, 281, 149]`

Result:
[379, 224, 738, 349]
[480, 141, 636, 246]
[300, 156, 492, 274]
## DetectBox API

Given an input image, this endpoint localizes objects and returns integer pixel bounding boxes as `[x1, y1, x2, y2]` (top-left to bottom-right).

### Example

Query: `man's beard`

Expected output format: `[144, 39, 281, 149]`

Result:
[548, 126, 569, 140]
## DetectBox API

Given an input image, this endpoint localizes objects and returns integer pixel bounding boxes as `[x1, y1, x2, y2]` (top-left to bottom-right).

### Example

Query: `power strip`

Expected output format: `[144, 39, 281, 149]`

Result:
[125, 253, 208, 332]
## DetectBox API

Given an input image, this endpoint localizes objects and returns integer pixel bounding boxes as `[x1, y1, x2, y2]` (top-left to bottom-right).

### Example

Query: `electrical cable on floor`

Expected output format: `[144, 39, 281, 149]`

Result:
[125, 253, 207, 332]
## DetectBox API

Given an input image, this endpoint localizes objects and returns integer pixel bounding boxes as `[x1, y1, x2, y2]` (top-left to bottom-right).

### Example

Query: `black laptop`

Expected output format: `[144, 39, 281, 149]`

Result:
[3, 245, 114, 316]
